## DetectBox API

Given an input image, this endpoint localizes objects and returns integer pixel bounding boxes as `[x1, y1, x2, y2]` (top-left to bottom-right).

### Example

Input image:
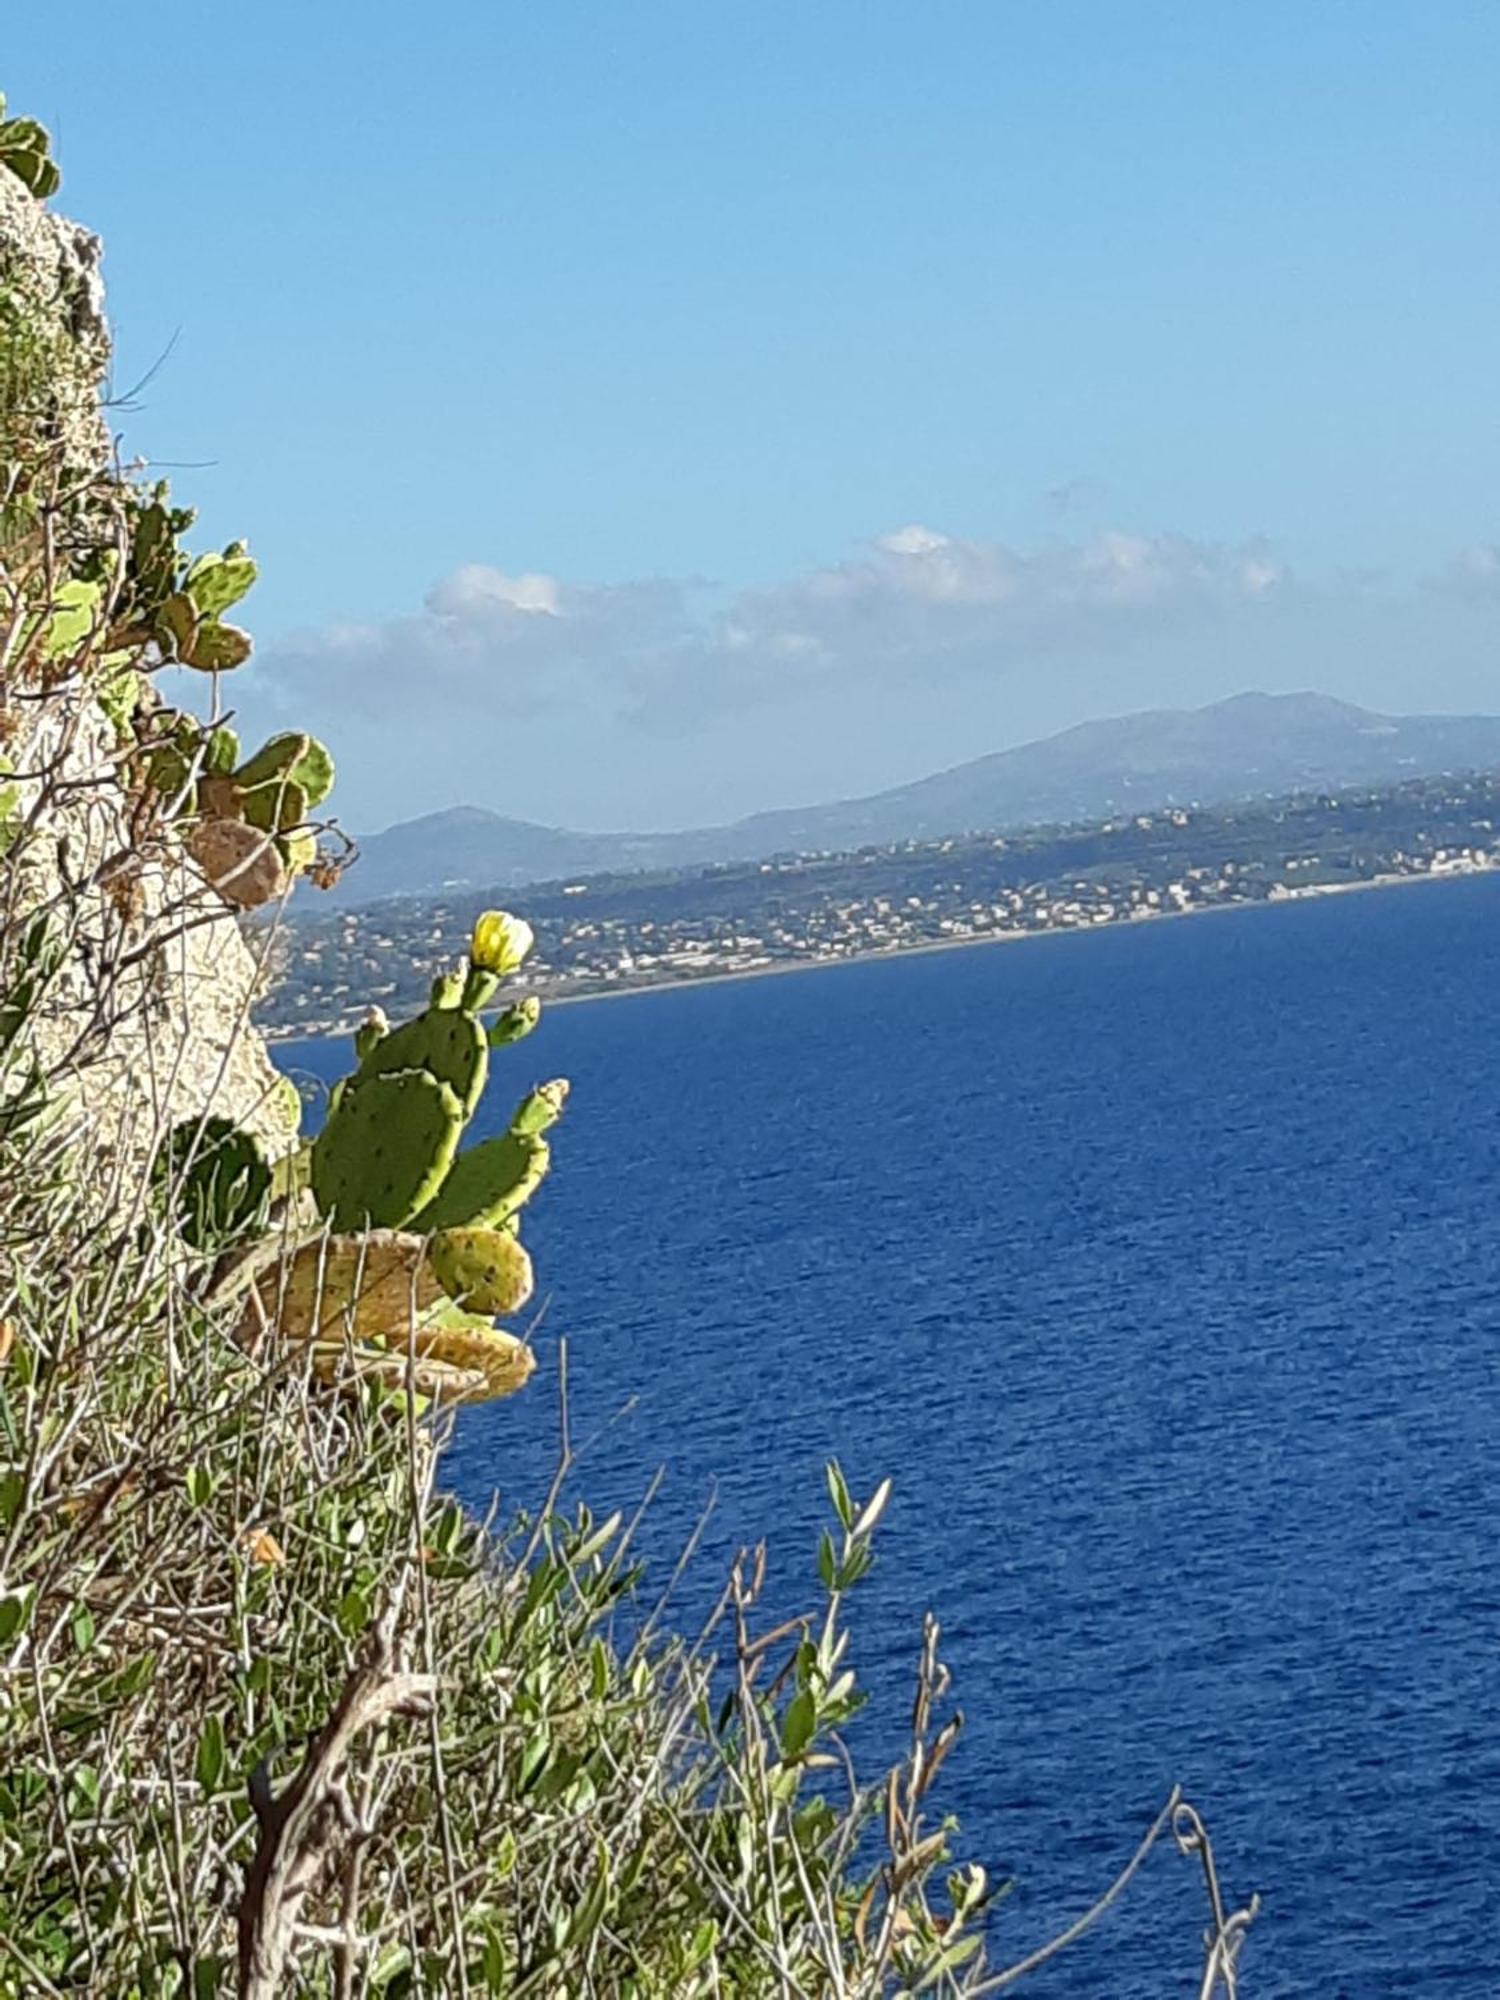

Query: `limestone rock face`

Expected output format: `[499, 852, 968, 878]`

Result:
[0, 164, 109, 475]
[1, 168, 300, 1169]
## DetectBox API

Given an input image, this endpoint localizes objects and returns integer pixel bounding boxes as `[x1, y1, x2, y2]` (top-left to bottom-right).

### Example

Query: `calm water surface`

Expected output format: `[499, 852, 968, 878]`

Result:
[282, 873, 1500, 1996]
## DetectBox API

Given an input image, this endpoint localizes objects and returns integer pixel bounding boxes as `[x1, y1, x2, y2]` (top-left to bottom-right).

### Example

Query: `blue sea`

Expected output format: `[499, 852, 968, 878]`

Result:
[280, 872, 1500, 1996]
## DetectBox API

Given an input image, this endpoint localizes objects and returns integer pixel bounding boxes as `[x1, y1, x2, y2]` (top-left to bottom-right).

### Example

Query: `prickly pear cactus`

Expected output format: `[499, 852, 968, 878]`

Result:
[250, 911, 571, 1404]
[141, 707, 337, 907]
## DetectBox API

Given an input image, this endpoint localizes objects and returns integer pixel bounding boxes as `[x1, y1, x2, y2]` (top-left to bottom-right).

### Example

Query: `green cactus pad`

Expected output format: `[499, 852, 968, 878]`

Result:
[510, 1079, 569, 1137]
[291, 737, 335, 809]
[235, 732, 310, 789]
[241, 774, 308, 835]
[205, 725, 240, 776]
[487, 996, 541, 1048]
[430, 968, 465, 1009]
[310, 1068, 465, 1230]
[184, 550, 258, 618]
[156, 1115, 270, 1251]
[357, 1004, 488, 1122]
[427, 1226, 534, 1316]
[411, 1131, 550, 1233]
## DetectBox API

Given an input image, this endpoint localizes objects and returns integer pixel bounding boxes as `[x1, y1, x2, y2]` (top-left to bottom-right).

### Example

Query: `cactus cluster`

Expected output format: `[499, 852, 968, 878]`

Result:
[110, 493, 258, 673]
[214, 911, 564, 1404]
[145, 718, 335, 908]
[0, 96, 60, 199]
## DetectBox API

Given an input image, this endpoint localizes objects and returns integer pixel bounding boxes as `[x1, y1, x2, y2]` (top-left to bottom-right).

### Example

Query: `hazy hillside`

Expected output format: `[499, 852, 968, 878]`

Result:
[331, 692, 1500, 905]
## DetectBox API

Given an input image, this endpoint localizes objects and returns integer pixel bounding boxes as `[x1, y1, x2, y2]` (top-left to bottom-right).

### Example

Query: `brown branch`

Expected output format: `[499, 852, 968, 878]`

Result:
[236, 1614, 436, 2000]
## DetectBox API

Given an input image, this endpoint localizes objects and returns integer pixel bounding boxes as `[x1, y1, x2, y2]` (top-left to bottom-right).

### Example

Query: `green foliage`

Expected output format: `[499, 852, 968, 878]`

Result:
[0, 95, 60, 199]
[0, 1075, 1013, 1997]
[110, 491, 258, 673]
[260, 918, 557, 1403]
[142, 714, 336, 891]
[156, 1114, 272, 1251]
[0, 81, 1248, 1998]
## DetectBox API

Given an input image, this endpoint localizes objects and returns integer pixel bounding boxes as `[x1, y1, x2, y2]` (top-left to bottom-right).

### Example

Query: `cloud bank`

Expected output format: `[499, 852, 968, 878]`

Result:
[256, 525, 1290, 725]
[241, 525, 1499, 830]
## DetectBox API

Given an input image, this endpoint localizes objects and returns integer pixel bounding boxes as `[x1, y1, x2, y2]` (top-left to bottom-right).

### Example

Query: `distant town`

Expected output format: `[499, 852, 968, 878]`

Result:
[258, 769, 1500, 1039]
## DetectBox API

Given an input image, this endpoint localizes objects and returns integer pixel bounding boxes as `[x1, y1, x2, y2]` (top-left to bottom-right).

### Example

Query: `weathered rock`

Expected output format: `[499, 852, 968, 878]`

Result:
[0, 166, 300, 1170]
[0, 163, 109, 477]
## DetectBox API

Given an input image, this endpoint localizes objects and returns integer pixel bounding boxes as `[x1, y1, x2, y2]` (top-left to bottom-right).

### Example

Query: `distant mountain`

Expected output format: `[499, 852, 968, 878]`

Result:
[327, 692, 1500, 907]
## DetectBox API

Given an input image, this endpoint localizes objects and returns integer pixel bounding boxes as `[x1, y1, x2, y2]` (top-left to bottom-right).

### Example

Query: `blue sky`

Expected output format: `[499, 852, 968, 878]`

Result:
[9, 3, 1500, 830]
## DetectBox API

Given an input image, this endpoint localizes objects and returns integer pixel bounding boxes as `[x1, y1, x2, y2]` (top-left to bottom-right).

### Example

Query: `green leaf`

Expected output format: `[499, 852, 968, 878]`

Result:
[0, 1588, 34, 1643]
[185, 1465, 213, 1507]
[71, 1604, 95, 1654]
[781, 1688, 817, 1761]
[481, 1926, 507, 1992]
[192, 1955, 226, 1999]
[852, 1476, 893, 1541]
[432, 1500, 465, 1557]
[572, 1509, 622, 1567]
[195, 1714, 226, 1792]
[518, 1728, 550, 1790]
[370, 1944, 413, 1991]
[817, 1528, 837, 1591]
[336, 1587, 370, 1637]
[41, 579, 101, 659]
[825, 1459, 854, 1530]
[562, 1841, 612, 1950]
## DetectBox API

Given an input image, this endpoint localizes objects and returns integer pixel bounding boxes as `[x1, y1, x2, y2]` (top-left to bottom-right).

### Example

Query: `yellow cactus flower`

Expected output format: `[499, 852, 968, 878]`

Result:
[470, 909, 534, 976]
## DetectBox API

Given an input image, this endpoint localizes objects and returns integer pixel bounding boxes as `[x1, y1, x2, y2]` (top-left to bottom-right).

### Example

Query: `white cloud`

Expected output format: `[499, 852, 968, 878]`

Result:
[249, 524, 1295, 736]
[235, 522, 1497, 828]
[1427, 544, 1500, 598]
[427, 566, 563, 617]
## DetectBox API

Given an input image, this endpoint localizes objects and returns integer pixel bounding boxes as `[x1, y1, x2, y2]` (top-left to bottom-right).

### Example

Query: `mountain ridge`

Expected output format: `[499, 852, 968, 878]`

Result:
[330, 691, 1500, 906]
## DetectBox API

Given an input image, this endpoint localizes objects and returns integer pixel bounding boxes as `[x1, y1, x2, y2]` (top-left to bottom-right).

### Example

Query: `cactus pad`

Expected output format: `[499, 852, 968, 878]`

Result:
[310, 1069, 465, 1229]
[249, 1231, 447, 1341]
[411, 1131, 550, 1232]
[157, 1115, 270, 1250]
[487, 996, 541, 1048]
[186, 816, 287, 909]
[357, 1004, 488, 1121]
[428, 1226, 535, 1315]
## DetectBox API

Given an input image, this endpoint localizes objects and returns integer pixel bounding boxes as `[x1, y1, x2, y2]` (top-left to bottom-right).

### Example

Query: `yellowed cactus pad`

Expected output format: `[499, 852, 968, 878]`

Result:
[304, 1324, 534, 1404]
[248, 1230, 537, 1404]
[251, 1231, 446, 1341]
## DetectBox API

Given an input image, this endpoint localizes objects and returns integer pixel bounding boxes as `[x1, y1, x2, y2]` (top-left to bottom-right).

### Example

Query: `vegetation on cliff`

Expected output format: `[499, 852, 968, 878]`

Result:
[0, 94, 1253, 1996]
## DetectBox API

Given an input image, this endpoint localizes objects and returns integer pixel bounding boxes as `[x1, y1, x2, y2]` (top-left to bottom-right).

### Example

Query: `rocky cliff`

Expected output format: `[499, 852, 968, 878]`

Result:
[0, 146, 298, 1168]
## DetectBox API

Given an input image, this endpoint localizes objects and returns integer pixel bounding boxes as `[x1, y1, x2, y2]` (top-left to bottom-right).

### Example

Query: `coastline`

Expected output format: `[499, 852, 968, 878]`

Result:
[262, 862, 1495, 1040]
[542, 864, 1489, 1009]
